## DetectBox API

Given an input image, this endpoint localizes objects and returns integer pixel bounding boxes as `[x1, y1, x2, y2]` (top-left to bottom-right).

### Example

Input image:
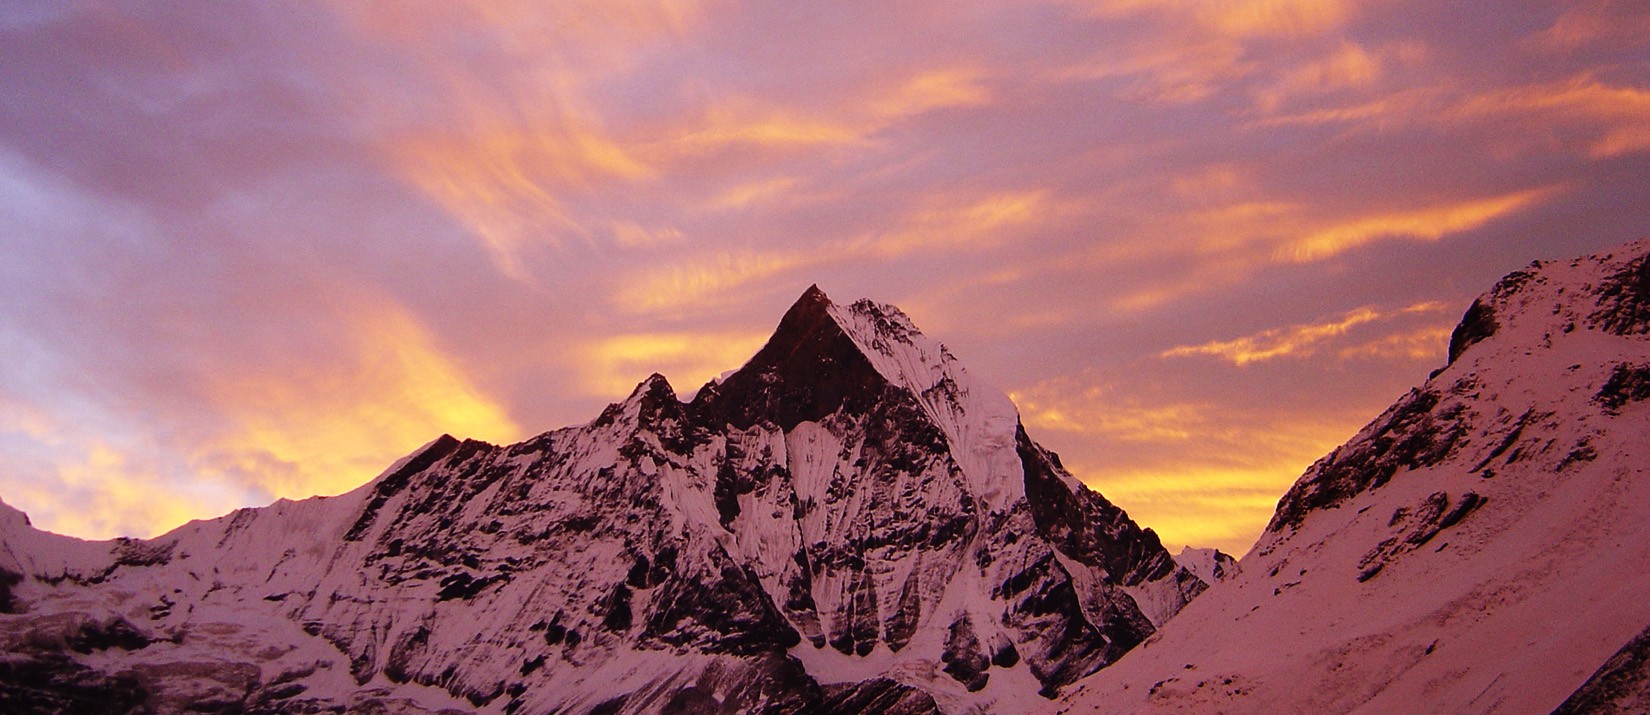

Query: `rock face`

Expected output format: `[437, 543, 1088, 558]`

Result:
[0, 287, 1202, 714]
[1057, 239, 1650, 714]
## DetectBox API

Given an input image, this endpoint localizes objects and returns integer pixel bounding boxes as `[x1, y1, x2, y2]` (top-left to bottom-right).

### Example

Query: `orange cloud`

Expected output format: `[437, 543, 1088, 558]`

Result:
[333, 1, 693, 278]
[334, 1, 706, 69]
[857, 190, 1050, 257]
[614, 250, 811, 314]
[393, 114, 653, 278]
[615, 187, 1047, 315]
[1081, 0, 1355, 38]
[664, 68, 992, 155]
[1201, 0, 1353, 38]
[580, 331, 770, 399]
[0, 292, 521, 541]
[7, 447, 239, 540]
[711, 176, 803, 210]
[669, 103, 865, 152]
[1096, 250, 1263, 315]
[1528, 0, 1650, 51]
[1337, 324, 1452, 361]
[1014, 389, 1204, 443]
[869, 69, 993, 119]
[1011, 372, 1365, 553]
[1251, 40, 1393, 112]
[202, 301, 520, 499]
[1077, 464, 1319, 552]
[1449, 77, 1650, 158]
[610, 221, 685, 248]
[386, 60, 994, 281]
[1052, 34, 1251, 105]
[0, 396, 53, 442]
[1248, 90, 1433, 128]
[1171, 163, 1248, 196]
[1277, 188, 1555, 262]
[1162, 301, 1445, 365]
[1269, 72, 1650, 158]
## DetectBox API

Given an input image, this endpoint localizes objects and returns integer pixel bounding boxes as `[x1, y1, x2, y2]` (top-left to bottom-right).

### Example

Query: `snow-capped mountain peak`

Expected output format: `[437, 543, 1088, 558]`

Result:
[703, 286, 1026, 515]
[1, 285, 1202, 714]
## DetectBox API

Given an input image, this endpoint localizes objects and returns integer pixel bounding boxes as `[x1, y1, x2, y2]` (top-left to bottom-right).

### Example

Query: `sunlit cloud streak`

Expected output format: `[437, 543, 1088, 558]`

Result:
[581, 331, 770, 398]
[1162, 302, 1447, 365]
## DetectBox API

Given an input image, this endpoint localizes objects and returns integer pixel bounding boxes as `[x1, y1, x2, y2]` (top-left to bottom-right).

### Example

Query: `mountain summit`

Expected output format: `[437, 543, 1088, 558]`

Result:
[0, 287, 1202, 714]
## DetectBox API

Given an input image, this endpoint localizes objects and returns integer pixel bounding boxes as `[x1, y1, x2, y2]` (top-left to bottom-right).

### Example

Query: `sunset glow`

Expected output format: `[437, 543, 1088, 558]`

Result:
[2, 0, 1647, 554]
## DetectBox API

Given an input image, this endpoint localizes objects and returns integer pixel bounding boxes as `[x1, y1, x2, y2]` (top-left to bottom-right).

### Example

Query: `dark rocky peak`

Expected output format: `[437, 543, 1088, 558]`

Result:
[797, 282, 830, 311]
[597, 373, 688, 430]
[633, 372, 678, 402]
[692, 285, 895, 431]
[594, 373, 679, 422]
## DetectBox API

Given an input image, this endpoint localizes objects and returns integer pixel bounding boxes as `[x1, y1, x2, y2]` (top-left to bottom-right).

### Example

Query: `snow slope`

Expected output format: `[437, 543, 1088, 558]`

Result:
[1057, 239, 1650, 714]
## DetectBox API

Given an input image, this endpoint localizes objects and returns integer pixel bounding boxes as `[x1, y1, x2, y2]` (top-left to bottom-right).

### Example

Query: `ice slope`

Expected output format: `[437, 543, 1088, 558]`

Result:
[1056, 239, 1650, 715]
[0, 286, 1203, 714]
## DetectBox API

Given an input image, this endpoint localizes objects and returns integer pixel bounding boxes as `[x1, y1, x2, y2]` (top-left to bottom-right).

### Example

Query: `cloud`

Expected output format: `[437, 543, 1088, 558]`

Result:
[1528, 0, 1650, 51]
[1011, 370, 1372, 554]
[1336, 325, 1454, 361]
[3, 0, 1649, 553]
[1448, 76, 1650, 158]
[0, 293, 521, 540]
[199, 301, 521, 498]
[612, 188, 1050, 315]
[1162, 302, 1446, 365]
[711, 176, 803, 210]
[1012, 388, 1206, 443]
[392, 118, 653, 277]
[0, 439, 245, 540]
[1080, 0, 1356, 38]
[614, 250, 814, 314]
[1277, 189, 1558, 262]
[855, 190, 1050, 257]
[1250, 40, 1418, 113]
[580, 331, 770, 399]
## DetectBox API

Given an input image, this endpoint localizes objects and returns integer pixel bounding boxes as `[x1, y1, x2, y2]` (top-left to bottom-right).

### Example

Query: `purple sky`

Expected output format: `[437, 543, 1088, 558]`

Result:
[2, 0, 1647, 554]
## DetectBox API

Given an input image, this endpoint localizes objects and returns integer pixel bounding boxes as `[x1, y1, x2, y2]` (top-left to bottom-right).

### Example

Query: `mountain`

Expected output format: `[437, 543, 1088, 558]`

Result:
[1170, 548, 1239, 586]
[0, 286, 1204, 714]
[1057, 239, 1650, 714]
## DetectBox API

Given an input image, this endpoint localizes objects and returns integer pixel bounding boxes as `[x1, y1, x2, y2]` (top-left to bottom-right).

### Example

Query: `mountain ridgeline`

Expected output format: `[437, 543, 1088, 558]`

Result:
[10, 239, 1650, 715]
[0, 286, 1201, 714]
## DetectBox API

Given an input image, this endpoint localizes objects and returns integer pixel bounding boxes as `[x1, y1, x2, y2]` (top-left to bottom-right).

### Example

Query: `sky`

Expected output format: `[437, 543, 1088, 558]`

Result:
[1, 0, 1647, 556]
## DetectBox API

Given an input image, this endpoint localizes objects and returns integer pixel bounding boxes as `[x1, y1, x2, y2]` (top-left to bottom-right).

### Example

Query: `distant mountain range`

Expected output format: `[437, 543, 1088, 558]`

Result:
[4, 240, 1649, 714]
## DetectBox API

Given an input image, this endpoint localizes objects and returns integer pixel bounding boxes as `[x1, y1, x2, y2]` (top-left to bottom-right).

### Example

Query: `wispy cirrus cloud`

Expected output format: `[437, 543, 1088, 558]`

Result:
[1276, 188, 1560, 263]
[1162, 301, 1447, 365]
